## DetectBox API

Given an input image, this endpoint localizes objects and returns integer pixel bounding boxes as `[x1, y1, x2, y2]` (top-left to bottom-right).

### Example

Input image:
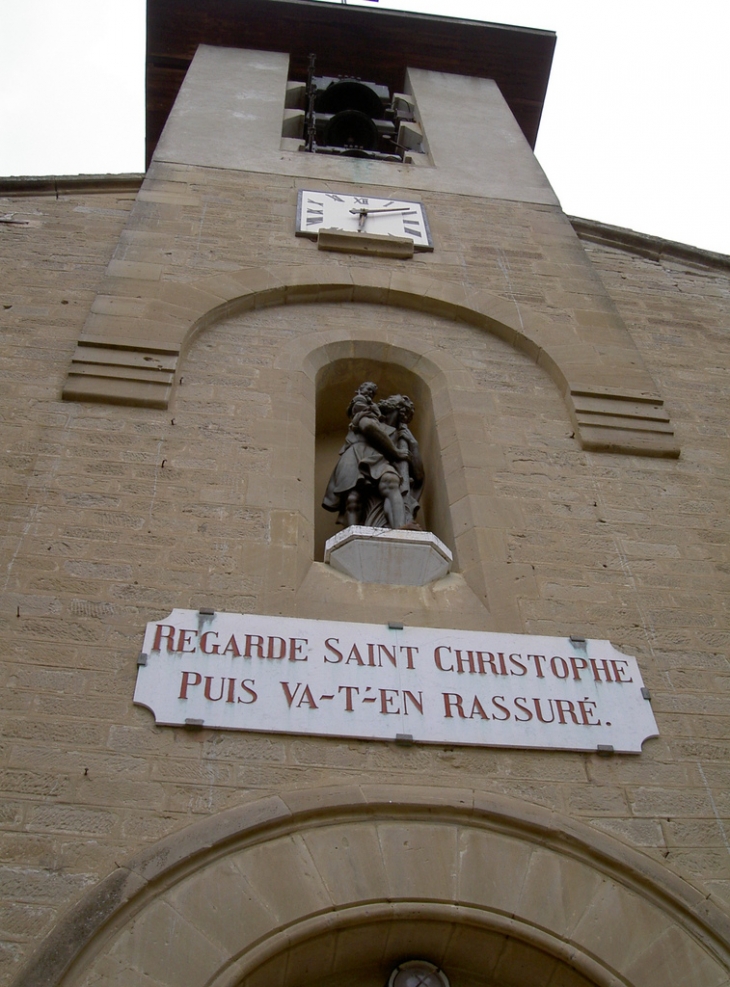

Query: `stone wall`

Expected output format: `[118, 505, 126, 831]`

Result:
[0, 182, 728, 984]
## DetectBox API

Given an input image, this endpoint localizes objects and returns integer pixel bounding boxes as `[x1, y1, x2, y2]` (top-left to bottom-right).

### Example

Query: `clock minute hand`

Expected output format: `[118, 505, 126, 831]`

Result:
[349, 207, 412, 215]
[350, 205, 413, 232]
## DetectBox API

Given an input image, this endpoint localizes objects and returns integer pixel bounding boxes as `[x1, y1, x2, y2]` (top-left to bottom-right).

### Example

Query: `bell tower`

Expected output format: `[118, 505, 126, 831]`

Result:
[14, 6, 724, 987]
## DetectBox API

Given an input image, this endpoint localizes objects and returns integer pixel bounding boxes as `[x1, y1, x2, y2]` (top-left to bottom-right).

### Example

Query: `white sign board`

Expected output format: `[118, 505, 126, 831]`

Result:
[134, 610, 658, 754]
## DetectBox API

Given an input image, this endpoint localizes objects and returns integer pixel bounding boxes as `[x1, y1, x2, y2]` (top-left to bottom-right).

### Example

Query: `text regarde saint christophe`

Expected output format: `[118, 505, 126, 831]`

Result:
[150, 622, 634, 729]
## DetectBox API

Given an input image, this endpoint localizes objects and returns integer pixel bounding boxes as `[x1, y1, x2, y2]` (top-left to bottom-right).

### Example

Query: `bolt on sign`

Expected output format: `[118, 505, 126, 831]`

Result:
[134, 610, 659, 753]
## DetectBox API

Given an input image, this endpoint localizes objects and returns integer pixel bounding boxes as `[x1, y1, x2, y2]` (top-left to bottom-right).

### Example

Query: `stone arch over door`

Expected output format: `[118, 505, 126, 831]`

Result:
[62, 265, 678, 458]
[13, 787, 730, 987]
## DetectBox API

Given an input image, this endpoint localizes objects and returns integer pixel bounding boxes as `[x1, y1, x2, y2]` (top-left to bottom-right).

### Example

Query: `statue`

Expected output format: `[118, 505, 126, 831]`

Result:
[322, 382, 424, 529]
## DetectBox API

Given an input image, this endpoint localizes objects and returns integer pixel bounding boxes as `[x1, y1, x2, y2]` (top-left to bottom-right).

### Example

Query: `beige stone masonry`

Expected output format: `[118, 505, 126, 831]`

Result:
[10, 787, 730, 987]
[317, 229, 415, 258]
[2, 178, 727, 987]
[62, 261, 678, 456]
[56, 136, 679, 457]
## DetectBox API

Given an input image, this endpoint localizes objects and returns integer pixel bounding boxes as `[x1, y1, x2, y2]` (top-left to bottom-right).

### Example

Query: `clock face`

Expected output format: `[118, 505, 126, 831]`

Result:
[296, 190, 433, 251]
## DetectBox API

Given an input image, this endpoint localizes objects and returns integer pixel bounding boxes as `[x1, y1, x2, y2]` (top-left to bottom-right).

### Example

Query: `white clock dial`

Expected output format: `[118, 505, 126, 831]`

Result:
[297, 190, 433, 250]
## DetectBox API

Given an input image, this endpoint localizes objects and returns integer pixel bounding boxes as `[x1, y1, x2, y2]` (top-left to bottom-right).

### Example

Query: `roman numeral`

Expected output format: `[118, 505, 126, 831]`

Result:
[403, 224, 423, 238]
[354, 196, 369, 205]
[325, 193, 345, 202]
[306, 204, 324, 226]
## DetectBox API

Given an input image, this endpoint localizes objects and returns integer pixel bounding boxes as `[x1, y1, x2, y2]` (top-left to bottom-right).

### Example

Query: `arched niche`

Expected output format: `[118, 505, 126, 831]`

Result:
[13, 787, 730, 987]
[315, 355, 454, 563]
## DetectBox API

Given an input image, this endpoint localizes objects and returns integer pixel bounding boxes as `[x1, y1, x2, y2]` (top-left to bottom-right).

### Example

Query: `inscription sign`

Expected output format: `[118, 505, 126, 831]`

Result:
[134, 610, 659, 753]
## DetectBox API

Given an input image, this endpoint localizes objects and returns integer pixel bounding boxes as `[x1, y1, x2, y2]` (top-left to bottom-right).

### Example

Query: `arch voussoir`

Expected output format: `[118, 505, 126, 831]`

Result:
[11, 787, 730, 987]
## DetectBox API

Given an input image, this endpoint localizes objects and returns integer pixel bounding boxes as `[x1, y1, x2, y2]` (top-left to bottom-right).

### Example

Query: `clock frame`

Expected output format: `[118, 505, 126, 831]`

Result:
[296, 190, 433, 251]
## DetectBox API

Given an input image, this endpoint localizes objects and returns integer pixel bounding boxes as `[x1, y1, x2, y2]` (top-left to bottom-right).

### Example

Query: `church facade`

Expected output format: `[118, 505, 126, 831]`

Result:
[1, 2, 730, 986]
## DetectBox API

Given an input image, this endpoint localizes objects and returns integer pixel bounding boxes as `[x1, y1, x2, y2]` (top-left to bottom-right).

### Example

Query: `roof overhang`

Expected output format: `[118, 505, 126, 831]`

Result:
[146, 0, 556, 165]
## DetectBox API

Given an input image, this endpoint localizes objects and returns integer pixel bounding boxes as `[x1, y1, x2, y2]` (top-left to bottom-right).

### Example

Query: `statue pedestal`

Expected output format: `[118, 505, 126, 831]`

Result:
[324, 526, 453, 586]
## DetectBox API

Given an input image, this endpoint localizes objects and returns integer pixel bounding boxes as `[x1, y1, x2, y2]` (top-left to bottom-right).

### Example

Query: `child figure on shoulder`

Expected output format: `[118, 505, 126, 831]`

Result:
[347, 381, 408, 463]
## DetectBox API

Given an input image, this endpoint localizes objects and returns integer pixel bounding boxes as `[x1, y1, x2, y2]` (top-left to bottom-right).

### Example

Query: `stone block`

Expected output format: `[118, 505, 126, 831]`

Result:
[302, 821, 389, 905]
[325, 526, 452, 585]
[317, 229, 415, 259]
[377, 821, 459, 900]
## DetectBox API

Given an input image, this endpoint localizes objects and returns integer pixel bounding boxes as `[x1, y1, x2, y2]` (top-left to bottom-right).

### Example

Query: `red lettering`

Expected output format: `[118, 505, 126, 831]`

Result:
[590, 659, 614, 683]
[200, 631, 219, 655]
[554, 698, 580, 724]
[179, 670, 202, 699]
[443, 692, 466, 718]
[226, 677, 236, 703]
[280, 681, 317, 708]
[152, 624, 176, 653]
[289, 638, 307, 661]
[324, 638, 343, 663]
[281, 681, 299, 707]
[550, 656, 570, 679]
[296, 685, 318, 709]
[176, 628, 197, 653]
[475, 651, 496, 675]
[379, 689, 400, 714]
[400, 645, 418, 669]
[204, 676, 225, 701]
[244, 635, 265, 658]
[456, 650, 476, 674]
[569, 656, 588, 680]
[367, 643, 376, 667]
[222, 634, 241, 657]
[513, 697, 532, 721]
[509, 653, 527, 675]
[346, 644, 365, 666]
[338, 685, 359, 711]
[403, 690, 424, 715]
[237, 679, 257, 704]
[528, 654, 546, 677]
[491, 694, 512, 720]
[377, 644, 397, 668]
[434, 646, 454, 672]
[496, 652, 508, 675]
[610, 659, 632, 683]
[469, 696, 489, 720]
[578, 699, 600, 725]
[267, 637, 287, 660]
[533, 698, 556, 723]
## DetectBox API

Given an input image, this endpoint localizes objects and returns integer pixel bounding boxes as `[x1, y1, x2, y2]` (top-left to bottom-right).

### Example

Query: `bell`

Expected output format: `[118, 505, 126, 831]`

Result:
[324, 109, 379, 151]
[314, 79, 384, 118]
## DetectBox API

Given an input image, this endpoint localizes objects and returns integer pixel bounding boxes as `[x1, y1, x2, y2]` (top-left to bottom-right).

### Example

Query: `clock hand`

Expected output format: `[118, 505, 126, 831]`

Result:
[350, 205, 414, 232]
[349, 207, 412, 215]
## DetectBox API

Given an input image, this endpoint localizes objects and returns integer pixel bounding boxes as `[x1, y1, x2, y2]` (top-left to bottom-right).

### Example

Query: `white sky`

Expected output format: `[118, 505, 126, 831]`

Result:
[1, 0, 728, 254]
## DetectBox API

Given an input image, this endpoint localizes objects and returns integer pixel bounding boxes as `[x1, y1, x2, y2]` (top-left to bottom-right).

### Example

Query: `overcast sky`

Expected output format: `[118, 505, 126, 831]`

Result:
[1, 0, 728, 254]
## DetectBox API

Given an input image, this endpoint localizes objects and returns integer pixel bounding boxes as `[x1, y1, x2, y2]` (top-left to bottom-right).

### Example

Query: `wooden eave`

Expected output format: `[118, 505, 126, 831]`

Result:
[146, 0, 556, 165]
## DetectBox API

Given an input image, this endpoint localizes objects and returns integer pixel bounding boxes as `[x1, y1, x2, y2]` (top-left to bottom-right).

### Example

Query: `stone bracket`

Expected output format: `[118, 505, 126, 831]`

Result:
[316, 228, 416, 258]
[568, 387, 680, 458]
[62, 339, 178, 409]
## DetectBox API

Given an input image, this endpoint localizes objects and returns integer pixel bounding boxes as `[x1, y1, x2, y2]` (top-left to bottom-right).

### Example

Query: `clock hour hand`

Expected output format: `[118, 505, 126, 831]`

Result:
[349, 205, 413, 232]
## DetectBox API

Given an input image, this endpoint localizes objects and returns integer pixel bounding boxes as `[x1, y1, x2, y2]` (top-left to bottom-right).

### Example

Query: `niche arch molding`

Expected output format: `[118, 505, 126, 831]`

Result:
[10, 785, 730, 987]
[62, 264, 678, 457]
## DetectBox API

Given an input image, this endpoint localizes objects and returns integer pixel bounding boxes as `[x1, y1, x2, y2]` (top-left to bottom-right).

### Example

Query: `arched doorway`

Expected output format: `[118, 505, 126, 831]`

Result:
[13, 787, 730, 987]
